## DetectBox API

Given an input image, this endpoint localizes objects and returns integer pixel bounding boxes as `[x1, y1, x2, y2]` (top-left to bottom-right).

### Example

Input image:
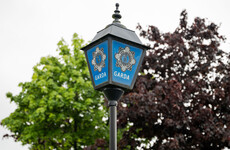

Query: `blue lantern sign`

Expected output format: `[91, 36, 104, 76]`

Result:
[112, 40, 143, 87]
[86, 41, 109, 87]
[81, 4, 148, 90]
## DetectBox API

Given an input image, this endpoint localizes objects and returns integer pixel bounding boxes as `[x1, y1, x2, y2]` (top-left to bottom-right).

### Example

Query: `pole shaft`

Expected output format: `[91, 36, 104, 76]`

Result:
[109, 102, 117, 150]
[103, 88, 123, 150]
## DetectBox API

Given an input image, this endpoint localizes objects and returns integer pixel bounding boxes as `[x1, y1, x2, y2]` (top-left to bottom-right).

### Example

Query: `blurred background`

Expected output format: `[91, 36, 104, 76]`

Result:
[0, 0, 229, 149]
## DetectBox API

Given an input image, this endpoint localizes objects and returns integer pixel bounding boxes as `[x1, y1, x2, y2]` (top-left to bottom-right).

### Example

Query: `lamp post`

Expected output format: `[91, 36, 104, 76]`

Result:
[81, 3, 148, 150]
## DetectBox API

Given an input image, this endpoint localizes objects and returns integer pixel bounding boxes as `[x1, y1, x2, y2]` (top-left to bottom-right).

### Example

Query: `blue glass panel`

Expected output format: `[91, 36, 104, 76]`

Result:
[112, 40, 143, 86]
[87, 41, 108, 86]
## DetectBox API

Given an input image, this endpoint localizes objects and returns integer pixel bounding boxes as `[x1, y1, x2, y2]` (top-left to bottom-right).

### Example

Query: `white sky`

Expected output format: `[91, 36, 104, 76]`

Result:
[0, 0, 230, 149]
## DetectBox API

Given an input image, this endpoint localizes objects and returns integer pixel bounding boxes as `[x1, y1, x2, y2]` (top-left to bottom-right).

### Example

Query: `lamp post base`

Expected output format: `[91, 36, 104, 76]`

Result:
[103, 87, 124, 150]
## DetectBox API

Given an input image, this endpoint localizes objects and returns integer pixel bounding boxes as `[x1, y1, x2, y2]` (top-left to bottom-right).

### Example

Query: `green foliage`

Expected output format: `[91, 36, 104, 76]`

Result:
[1, 33, 108, 149]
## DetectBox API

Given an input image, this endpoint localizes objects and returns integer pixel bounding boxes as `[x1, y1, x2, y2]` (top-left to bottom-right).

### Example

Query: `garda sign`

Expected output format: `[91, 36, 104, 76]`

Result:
[86, 41, 109, 87]
[84, 38, 146, 90]
[112, 40, 143, 87]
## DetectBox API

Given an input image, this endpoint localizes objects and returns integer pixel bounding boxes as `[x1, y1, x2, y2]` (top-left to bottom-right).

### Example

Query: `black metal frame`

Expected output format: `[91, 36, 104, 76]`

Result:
[80, 3, 150, 150]
[82, 34, 148, 91]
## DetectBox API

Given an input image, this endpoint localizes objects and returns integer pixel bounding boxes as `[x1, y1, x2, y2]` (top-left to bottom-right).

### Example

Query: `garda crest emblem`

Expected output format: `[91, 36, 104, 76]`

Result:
[92, 47, 106, 72]
[115, 47, 136, 72]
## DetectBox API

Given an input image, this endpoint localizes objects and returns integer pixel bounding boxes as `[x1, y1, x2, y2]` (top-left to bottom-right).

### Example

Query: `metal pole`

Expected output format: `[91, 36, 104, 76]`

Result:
[103, 87, 124, 150]
[109, 101, 117, 150]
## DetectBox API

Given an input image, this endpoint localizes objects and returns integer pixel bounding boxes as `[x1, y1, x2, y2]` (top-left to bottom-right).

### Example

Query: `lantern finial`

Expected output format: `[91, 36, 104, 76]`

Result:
[112, 3, 122, 23]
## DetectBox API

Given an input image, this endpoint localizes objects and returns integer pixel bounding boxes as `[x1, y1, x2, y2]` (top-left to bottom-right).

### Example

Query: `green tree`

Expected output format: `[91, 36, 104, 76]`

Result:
[1, 33, 108, 150]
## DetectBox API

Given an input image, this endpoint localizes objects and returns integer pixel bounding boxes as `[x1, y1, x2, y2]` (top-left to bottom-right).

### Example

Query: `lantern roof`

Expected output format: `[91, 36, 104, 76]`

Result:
[91, 23, 142, 44]
[81, 3, 147, 51]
